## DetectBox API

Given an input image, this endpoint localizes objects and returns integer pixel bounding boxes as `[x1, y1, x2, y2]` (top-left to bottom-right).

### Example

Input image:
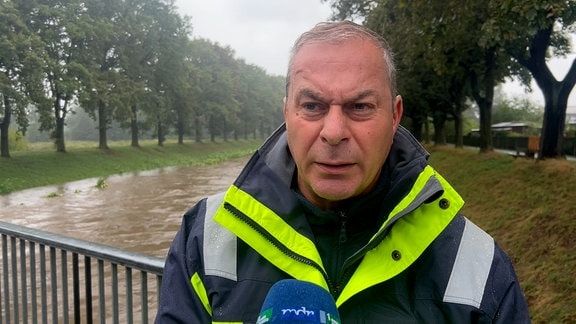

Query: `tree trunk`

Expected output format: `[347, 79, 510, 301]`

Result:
[157, 119, 164, 146]
[433, 111, 447, 146]
[98, 99, 109, 150]
[453, 104, 466, 148]
[410, 115, 424, 142]
[453, 109, 463, 148]
[54, 98, 66, 153]
[0, 95, 11, 158]
[424, 115, 430, 144]
[130, 105, 139, 147]
[469, 48, 496, 153]
[177, 120, 184, 144]
[512, 27, 576, 158]
[477, 102, 492, 153]
[194, 116, 202, 143]
[540, 89, 567, 158]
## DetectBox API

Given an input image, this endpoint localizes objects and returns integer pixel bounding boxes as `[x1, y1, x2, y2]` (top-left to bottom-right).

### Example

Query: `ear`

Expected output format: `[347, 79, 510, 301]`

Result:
[282, 96, 288, 119]
[393, 95, 404, 132]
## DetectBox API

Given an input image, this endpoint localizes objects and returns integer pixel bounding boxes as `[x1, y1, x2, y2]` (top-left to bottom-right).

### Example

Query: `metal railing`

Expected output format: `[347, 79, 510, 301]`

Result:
[0, 220, 164, 323]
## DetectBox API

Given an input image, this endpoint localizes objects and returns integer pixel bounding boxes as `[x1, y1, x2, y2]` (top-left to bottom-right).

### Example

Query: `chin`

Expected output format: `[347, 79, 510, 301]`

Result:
[315, 188, 357, 202]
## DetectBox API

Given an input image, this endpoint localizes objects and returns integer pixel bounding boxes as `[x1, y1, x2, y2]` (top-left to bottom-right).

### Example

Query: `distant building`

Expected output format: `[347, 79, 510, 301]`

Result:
[468, 122, 536, 137]
[567, 106, 576, 133]
[567, 105, 576, 125]
[490, 122, 533, 134]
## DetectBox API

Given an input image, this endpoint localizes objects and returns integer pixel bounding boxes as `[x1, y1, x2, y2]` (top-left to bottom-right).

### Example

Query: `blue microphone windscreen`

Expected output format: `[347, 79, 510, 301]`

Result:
[257, 279, 340, 324]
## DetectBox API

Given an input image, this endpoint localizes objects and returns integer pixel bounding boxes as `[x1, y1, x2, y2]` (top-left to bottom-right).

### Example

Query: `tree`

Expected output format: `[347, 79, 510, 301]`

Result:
[19, 0, 92, 152]
[327, 0, 522, 152]
[3, 0, 286, 149]
[492, 96, 543, 125]
[0, 0, 46, 158]
[150, 3, 192, 145]
[189, 40, 239, 142]
[485, 1, 576, 158]
[233, 61, 281, 140]
[78, 0, 125, 150]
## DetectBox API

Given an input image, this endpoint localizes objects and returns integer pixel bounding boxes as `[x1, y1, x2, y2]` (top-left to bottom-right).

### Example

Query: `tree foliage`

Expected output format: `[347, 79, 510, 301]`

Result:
[0, 0, 46, 157]
[0, 0, 285, 157]
[493, 96, 544, 125]
[325, 0, 576, 158]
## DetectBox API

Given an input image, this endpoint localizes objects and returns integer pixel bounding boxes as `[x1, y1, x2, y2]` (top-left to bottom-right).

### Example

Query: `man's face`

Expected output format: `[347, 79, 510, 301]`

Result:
[284, 38, 403, 210]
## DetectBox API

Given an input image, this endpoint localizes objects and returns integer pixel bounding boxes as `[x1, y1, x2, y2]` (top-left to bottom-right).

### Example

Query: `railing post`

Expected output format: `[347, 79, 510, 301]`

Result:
[112, 264, 119, 324]
[50, 247, 58, 323]
[98, 259, 105, 324]
[126, 267, 133, 324]
[2, 234, 10, 324]
[85, 256, 93, 324]
[30, 242, 37, 324]
[11, 237, 19, 324]
[40, 245, 47, 324]
[19, 239, 28, 324]
[61, 250, 69, 324]
[73, 252, 80, 324]
[141, 271, 148, 324]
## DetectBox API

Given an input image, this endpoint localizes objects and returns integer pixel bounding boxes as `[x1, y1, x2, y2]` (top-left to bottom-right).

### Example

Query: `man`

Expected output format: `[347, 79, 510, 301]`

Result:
[156, 21, 530, 323]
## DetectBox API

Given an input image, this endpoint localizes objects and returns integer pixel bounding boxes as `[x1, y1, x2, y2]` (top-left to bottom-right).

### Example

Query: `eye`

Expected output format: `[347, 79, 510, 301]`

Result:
[352, 103, 370, 111]
[347, 103, 375, 119]
[299, 102, 327, 118]
[302, 102, 319, 111]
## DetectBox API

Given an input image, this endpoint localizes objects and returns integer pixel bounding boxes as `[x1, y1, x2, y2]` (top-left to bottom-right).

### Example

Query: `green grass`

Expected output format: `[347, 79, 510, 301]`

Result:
[428, 146, 576, 323]
[0, 139, 262, 194]
[1, 140, 573, 321]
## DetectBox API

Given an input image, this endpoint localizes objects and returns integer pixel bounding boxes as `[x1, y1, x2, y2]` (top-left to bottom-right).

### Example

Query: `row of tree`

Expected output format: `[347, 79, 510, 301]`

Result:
[327, 0, 576, 158]
[0, 0, 286, 158]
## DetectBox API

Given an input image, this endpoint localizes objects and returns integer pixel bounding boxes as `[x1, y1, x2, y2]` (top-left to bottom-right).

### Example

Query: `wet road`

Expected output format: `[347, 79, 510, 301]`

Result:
[0, 157, 249, 258]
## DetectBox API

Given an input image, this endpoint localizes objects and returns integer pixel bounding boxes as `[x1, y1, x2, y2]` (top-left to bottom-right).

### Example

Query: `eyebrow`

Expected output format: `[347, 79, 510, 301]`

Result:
[295, 88, 381, 103]
[295, 88, 324, 102]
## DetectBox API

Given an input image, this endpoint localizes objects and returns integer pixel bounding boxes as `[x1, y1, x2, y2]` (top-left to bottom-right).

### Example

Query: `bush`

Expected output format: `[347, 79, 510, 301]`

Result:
[9, 129, 28, 151]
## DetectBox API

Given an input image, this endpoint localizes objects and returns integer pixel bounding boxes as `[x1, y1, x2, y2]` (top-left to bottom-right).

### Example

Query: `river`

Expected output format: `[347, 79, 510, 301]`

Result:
[0, 157, 250, 259]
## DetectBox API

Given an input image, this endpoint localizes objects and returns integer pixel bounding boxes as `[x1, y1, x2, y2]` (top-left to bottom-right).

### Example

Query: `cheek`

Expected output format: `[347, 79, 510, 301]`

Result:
[359, 126, 393, 156]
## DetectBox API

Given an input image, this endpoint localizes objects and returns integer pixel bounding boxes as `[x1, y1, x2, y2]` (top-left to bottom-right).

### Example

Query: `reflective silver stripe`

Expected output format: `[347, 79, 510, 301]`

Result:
[203, 192, 237, 281]
[443, 218, 494, 308]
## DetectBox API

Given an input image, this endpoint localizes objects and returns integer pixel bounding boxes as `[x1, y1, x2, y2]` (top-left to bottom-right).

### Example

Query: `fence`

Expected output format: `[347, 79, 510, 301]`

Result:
[0, 220, 164, 323]
[450, 135, 576, 157]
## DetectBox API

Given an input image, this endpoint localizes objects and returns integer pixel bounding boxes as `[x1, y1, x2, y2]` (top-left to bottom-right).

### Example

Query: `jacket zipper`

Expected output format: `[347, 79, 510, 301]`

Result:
[333, 211, 348, 297]
[223, 202, 336, 294]
[338, 211, 347, 244]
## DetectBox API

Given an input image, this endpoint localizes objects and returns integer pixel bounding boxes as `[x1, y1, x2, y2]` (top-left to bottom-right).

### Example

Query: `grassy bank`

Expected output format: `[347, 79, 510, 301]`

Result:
[428, 146, 575, 323]
[0, 139, 262, 194]
[1, 141, 573, 321]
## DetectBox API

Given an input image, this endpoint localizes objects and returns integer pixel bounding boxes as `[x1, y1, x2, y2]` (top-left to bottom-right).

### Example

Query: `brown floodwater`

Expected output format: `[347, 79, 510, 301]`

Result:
[0, 157, 249, 259]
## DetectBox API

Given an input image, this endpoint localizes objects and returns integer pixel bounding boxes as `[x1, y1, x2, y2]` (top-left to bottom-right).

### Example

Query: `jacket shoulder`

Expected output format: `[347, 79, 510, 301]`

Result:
[425, 215, 530, 322]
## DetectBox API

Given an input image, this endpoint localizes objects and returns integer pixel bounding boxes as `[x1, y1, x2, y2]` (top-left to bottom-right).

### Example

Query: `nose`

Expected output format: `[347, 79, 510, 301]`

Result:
[320, 106, 349, 145]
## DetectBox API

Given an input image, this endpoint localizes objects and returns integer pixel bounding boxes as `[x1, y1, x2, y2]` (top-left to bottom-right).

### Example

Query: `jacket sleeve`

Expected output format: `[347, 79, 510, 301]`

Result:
[155, 200, 212, 323]
[491, 245, 531, 324]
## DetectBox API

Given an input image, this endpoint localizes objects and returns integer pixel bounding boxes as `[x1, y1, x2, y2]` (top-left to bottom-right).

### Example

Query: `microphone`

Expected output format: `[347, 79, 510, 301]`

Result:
[257, 279, 341, 324]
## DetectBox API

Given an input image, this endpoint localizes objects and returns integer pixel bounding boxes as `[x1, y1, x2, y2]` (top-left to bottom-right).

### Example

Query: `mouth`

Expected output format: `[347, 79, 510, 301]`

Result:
[316, 162, 355, 174]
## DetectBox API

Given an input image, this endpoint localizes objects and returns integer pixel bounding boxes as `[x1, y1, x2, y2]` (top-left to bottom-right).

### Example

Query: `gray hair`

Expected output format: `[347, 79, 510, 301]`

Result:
[286, 20, 397, 99]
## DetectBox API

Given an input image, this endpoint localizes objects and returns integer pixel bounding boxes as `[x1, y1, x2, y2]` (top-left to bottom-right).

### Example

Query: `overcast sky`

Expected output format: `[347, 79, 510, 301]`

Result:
[175, 0, 333, 76]
[174, 0, 576, 107]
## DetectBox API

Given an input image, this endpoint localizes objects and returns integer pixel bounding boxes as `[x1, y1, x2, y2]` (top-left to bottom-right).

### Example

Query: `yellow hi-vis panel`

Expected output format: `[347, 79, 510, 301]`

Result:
[214, 185, 329, 290]
[336, 166, 464, 306]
